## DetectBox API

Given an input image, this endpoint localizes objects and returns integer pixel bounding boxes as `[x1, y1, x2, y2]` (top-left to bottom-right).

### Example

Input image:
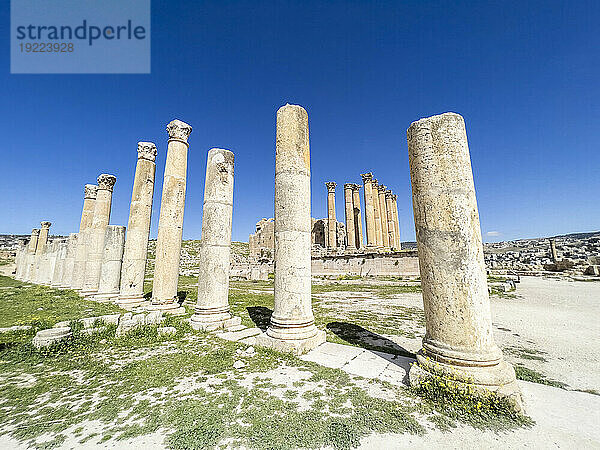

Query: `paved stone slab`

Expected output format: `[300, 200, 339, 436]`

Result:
[218, 327, 262, 342]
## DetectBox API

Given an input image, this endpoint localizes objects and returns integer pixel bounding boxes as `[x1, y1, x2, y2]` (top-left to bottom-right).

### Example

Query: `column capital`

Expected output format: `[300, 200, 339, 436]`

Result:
[32, 228, 40, 236]
[343, 183, 354, 190]
[385, 189, 393, 198]
[372, 178, 379, 187]
[391, 194, 398, 201]
[166, 119, 192, 144]
[360, 172, 373, 182]
[137, 142, 157, 162]
[84, 184, 98, 199]
[351, 183, 362, 191]
[97, 174, 117, 192]
[377, 184, 387, 192]
[325, 181, 337, 192]
[40, 221, 51, 229]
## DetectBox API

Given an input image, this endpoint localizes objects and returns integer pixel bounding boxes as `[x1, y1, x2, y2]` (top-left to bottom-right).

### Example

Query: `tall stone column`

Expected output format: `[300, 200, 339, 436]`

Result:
[14, 242, 25, 280]
[41, 240, 58, 285]
[71, 185, 98, 289]
[343, 184, 356, 251]
[351, 184, 363, 249]
[377, 185, 390, 249]
[95, 225, 126, 301]
[360, 173, 376, 248]
[33, 221, 52, 283]
[23, 229, 40, 282]
[50, 242, 68, 287]
[325, 182, 337, 249]
[372, 179, 383, 248]
[407, 112, 521, 406]
[191, 148, 241, 330]
[149, 119, 192, 314]
[385, 190, 396, 250]
[59, 233, 78, 288]
[256, 104, 326, 355]
[81, 174, 116, 296]
[117, 142, 157, 308]
[392, 194, 401, 250]
[549, 239, 558, 263]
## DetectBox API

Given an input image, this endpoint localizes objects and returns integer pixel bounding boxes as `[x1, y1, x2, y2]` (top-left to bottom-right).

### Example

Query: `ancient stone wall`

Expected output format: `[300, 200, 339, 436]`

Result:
[311, 251, 419, 277]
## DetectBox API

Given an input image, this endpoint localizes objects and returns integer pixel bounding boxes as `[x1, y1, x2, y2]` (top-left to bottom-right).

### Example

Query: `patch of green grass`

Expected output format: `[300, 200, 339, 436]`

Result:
[514, 365, 567, 388]
[504, 345, 548, 362]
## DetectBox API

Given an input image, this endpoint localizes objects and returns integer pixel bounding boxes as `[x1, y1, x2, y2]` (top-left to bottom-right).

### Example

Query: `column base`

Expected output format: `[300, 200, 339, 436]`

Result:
[116, 295, 148, 309]
[255, 329, 326, 355]
[145, 301, 187, 316]
[93, 292, 120, 302]
[79, 288, 98, 298]
[190, 313, 241, 332]
[409, 349, 523, 412]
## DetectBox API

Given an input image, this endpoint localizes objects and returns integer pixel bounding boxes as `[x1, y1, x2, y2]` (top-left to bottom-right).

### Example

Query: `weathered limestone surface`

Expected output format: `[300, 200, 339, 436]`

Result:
[191, 148, 239, 330]
[59, 233, 78, 288]
[33, 221, 52, 283]
[81, 175, 116, 296]
[95, 225, 126, 301]
[385, 190, 396, 249]
[50, 242, 68, 287]
[36, 221, 51, 255]
[549, 239, 558, 263]
[351, 184, 363, 249]
[392, 194, 401, 250]
[406, 112, 521, 407]
[150, 119, 192, 314]
[22, 229, 39, 281]
[71, 184, 98, 289]
[326, 182, 337, 249]
[118, 142, 157, 307]
[377, 185, 390, 249]
[256, 104, 326, 355]
[343, 184, 356, 250]
[33, 327, 72, 348]
[361, 173, 376, 248]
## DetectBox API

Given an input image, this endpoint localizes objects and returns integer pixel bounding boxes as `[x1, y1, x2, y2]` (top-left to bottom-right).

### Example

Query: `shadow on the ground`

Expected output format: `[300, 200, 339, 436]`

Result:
[247, 306, 273, 331]
[326, 321, 416, 360]
[142, 290, 188, 303]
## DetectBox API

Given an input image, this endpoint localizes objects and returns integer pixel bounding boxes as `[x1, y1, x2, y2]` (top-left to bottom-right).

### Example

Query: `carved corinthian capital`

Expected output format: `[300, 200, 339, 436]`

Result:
[97, 174, 117, 191]
[40, 221, 52, 229]
[166, 119, 192, 144]
[385, 189, 393, 198]
[360, 172, 373, 183]
[377, 184, 387, 192]
[84, 184, 98, 199]
[137, 142, 157, 162]
[32, 229, 40, 236]
[325, 182, 337, 192]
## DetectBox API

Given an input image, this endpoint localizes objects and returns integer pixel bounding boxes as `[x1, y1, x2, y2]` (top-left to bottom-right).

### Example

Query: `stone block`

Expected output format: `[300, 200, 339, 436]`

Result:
[218, 327, 262, 342]
[158, 326, 177, 336]
[255, 329, 327, 356]
[33, 327, 72, 348]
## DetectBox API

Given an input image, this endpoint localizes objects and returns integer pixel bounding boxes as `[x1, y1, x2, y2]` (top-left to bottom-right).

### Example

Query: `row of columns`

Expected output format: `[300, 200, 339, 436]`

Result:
[12, 107, 521, 407]
[360, 173, 401, 251]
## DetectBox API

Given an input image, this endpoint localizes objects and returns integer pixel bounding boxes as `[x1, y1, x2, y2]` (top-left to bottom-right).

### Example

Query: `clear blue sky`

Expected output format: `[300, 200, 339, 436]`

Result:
[1, 0, 598, 243]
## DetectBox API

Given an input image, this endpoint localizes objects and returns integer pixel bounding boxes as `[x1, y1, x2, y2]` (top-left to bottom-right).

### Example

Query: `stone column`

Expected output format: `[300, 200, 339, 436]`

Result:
[81, 174, 116, 296]
[149, 119, 192, 314]
[385, 190, 397, 250]
[14, 243, 25, 280]
[392, 194, 401, 250]
[406, 112, 521, 406]
[377, 185, 390, 249]
[50, 242, 68, 287]
[191, 148, 241, 330]
[95, 225, 126, 301]
[360, 173, 376, 248]
[33, 221, 51, 283]
[41, 240, 58, 285]
[23, 229, 40, 282]
[117, 142, 157, 308]
[343, 184, 356, 251]
[71, 185, 98, 289]
[256, 104, 326, 355]
[372, 179, 383, 248]
[351, 184, 363, 250]
[326, 182, 337, 249]
[59, 233, 78, 288]
[549, 239, 558, 263]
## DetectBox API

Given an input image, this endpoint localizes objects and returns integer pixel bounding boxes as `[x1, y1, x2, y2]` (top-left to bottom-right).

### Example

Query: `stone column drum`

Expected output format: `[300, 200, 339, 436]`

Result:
[33, 221, 52, 284]
[23, 229, 40, 282]
[343, 184, 356, 251]
[59, 233, 78, 288]
[190, 148, 242, 330]
[95, 225, 126, 301]
[406, 112, 521, 407]
[81, 174, 116, 296]
[14, 243, 25, 280]
[149, 119, 192, 314]
[351, 184, 363, 249]
[377, 185, 390, 249]
[256, 104, 326, 355]
[326, 182, 337, 249]
[41, 240, 58, 286]
[71, 185, 98, 289]
[360, 173, 376, 248]
[50, 242, 68, 287]
[549, 239, 558, 263]
[392, 194, 401, 250]
[372, 179, 383, 248]
[385, 190, 396, 249]
[117, 142, 157, 308]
